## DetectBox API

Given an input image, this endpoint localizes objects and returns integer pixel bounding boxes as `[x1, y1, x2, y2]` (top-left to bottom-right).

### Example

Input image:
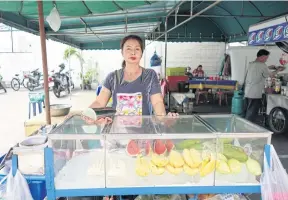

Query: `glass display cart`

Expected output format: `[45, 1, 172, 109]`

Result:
[9, 114, 273, 200]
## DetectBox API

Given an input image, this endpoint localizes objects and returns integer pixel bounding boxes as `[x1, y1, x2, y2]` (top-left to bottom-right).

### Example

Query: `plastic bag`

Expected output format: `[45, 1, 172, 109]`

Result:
[261, 145, 288, 200]
[150, 51, 162, 67]
[6, 169, 33, 200]
[46, 6, 61, 32]
[0, 176, 7, 200]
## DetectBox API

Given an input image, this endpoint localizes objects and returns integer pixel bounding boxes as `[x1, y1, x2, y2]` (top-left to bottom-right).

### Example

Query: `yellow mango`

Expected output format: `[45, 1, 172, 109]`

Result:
[182, 149, 194, 168]
[217, 153, 227, 162]
[166, 164, 183, 175]
[135, 156, 150, 177]
[200, 160, 216, 177]
[190, 148, 202, 167]
[228, 159, 242, 174]
[216, 160, 230, 174]
[149, 161, 165, 175]
[183, 164, 199, 176]
[174, 167, 183, 175]
[169, 150, 184, 168]
[151, 153, 169, 167]
[246, 157, 262, 176]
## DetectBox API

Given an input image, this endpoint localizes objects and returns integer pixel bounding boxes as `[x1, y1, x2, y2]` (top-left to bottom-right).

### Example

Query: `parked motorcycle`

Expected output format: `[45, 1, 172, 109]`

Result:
[10, 71, 29, 91]
[51, 64, 71, 98]
[66, 69, 75, 90]
[26, 68, 43, 91]
[0, 74, 7, 93]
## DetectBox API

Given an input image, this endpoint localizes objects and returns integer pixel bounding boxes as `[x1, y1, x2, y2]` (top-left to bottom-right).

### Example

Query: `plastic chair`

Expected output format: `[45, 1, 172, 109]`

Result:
[28, 92, 45, 119]
[214, 90, 228, 106]
[195, 89, 208, 105]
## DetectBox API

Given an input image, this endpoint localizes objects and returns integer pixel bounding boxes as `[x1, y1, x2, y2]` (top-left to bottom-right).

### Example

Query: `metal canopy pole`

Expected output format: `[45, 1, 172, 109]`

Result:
[37, 0, 51, 125]
[164, 18, 168, 78]
[152, 0, 223, 42]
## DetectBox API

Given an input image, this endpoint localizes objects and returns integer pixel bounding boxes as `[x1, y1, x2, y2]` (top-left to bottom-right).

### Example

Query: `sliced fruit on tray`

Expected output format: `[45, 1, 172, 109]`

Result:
[169, 150, 184, 168]
[126, 140, 141, 156]
[183, 164, 199, 176]
[149, 161, 165, 175]
[153, 140, 167, 155]
[200, 159, 216, 177]
[151, 153, 169, 167]
[217, 153, 227, 162]
[166, 164, 183, 175]
[190, 149, 202, 168]
[246, 157, 262, 176]
[216, 160, 230, 174]
[182, 148, 202, 168]
[165, 139, 174, 152]
[227, 158, 242, 174]
[144, 140, 152, 156]
[135, 155, 150, 177]
[174, 140, 201, 150]
[223, 144, 248, 162]
[219, 138, 234, 144]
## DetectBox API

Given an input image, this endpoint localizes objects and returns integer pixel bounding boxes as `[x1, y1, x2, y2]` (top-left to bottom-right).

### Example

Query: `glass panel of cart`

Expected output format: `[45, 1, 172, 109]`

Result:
[48, 115, 106, 190]
[198, 114, 272, 186]
[198, 114, 270, 133]
[105, 115, 217, 188]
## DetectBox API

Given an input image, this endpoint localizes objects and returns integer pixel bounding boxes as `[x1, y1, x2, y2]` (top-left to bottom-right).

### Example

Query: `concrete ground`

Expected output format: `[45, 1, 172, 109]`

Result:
[0, 87, 96, 154]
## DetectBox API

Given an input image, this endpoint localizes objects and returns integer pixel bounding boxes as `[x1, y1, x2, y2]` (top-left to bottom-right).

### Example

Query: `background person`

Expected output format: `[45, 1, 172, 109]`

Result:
[192, 65, 205, 78]
[244, 49, 282, 122]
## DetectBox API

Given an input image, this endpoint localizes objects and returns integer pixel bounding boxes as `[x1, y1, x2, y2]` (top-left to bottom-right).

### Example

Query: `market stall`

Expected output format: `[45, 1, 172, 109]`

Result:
[1, 114, 274, 199]
[248, 14, 288, 134]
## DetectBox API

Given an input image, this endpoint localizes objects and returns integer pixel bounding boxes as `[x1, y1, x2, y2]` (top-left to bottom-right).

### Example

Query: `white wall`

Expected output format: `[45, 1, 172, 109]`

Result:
[227, 46, 286, 85]
[144, 40, 226, 77]
[0, 30, 70, 81]
[0, 28, 226, 84]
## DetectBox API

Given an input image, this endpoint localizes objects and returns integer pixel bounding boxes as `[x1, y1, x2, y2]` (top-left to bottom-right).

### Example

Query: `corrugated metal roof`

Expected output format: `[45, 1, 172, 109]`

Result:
[0, 1, 287, 49]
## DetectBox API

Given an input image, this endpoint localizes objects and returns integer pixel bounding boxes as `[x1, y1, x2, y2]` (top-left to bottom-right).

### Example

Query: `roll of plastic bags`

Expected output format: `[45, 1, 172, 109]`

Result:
[261, 145, 288, 200]
[6, 169, 33, 200]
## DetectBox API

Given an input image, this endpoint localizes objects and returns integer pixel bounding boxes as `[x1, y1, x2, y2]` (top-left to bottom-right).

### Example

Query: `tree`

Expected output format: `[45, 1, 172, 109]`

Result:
[63, 47, 85, 89]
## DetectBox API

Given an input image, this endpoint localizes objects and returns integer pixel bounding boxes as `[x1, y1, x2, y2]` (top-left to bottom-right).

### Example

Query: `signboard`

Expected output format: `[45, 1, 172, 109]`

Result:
[248, 22, 288, 45]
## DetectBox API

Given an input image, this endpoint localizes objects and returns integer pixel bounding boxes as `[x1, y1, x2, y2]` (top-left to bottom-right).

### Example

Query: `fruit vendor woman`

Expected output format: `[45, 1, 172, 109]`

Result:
[89, 35, 177, 120]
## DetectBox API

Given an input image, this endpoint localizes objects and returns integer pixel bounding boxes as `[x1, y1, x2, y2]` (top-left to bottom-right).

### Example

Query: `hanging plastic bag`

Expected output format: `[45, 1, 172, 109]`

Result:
[261, 145, 288, 200]
[150, 51, 162, 67]
[6, 169, 33, 200]
[46, 6, 61, 32]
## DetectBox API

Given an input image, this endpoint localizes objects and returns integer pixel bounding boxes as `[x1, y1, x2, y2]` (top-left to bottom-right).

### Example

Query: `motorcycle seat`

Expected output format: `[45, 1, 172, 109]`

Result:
[15, 74, 19, 76]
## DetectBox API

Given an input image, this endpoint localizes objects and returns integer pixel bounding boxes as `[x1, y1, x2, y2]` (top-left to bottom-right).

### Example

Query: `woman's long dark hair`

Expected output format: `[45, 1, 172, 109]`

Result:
[121, 35, 144, 68]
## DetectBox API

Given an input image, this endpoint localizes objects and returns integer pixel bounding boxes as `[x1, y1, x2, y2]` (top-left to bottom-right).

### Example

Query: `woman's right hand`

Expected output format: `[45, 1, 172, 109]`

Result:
[64, 112, 81, 120]
[81, 115, 113, 125]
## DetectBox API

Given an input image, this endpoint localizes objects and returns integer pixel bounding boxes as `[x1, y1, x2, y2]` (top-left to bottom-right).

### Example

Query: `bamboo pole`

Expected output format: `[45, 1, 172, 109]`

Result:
[37, 0, 51, 125]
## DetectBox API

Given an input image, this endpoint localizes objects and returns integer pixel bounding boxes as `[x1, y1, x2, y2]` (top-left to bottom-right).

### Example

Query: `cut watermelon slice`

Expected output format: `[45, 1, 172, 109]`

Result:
[145, 140, 151, 156]
[126, 140, 141, 156]
[165, 139, 175, 152]
[153, 140, 167, 155]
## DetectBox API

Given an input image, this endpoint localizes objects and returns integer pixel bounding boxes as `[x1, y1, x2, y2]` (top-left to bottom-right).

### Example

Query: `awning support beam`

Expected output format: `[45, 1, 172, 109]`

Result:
[28, 8, 171, 21]
[80, 17, 103, 47]
[37, 0, 51, 125]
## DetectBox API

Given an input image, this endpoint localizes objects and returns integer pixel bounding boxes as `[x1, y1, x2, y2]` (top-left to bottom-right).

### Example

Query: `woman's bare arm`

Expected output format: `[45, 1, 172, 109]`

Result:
[89, 87, 111, 108]
[150, 93, 166, 116]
